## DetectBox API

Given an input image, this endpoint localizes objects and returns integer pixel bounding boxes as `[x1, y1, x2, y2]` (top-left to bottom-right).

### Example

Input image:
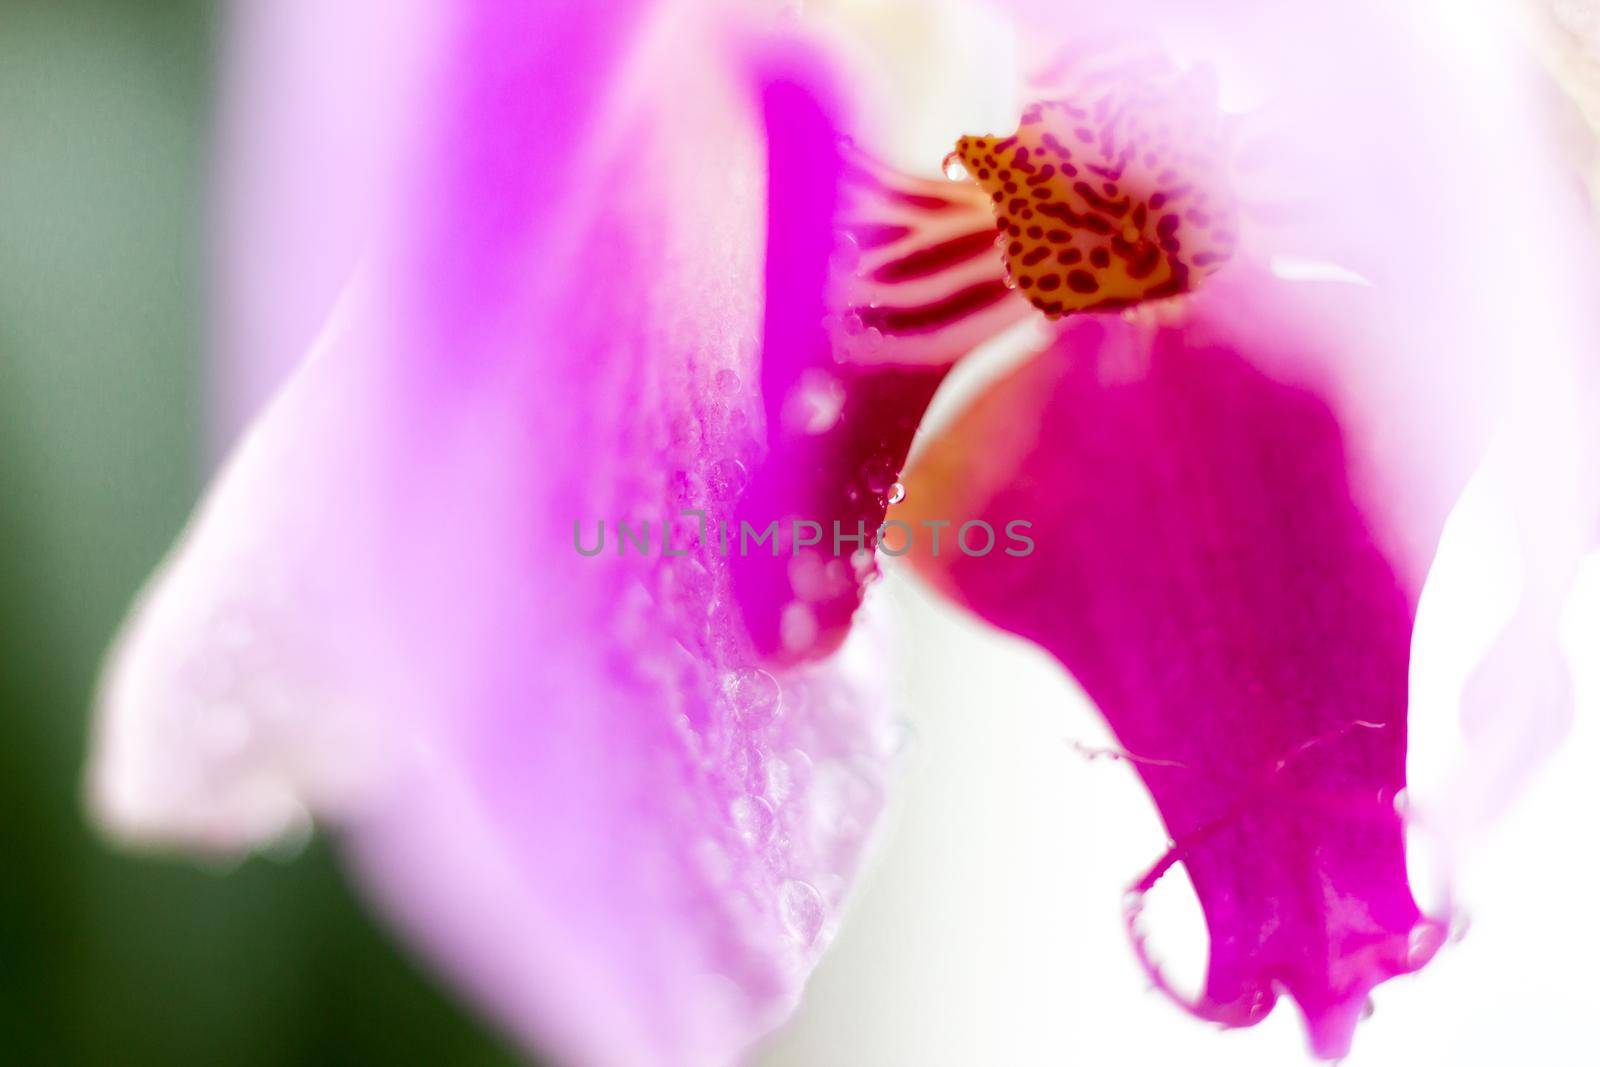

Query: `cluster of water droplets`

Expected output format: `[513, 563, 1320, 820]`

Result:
[692, 654, 894, 956]
[153, 584, 380, 852]
[610, 318, 897, 970]
[823, 230, 889, 363]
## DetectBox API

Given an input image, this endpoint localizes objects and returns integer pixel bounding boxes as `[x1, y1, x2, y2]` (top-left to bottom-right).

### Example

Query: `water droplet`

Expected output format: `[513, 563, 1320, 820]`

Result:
[197, 702, 254, 757]
[180, 651, 238, 703]
[708, 457, 748, 500]
[859, 455, 896, 494]
[666, 563, 714, 619]
[212, 610, 258, 651]
[724, 741, 764, 787]
[780, 603, 819, 654]
[674, 712, 700, 744]
[887, 482, 906, 505]
[830, 232, 861, 273]
[840, 311, 865, 337]
[669, 468, 703, 505]
[788, 551, 849, 603]
[809, 760, 881, 839]
[862, 326, 884, 352]
[670, 415, 702, 446]
[764, 756, 796, 807]
[779, 879, 826, 946]
[730, 794, 776, 847]
[773, 749, 812, 807]
[941, 151, 970, 182]
[715, 368, 740, 395]
[783, 370, 846, 436]
[725, 668, 781, 728]
[1406, 921, 1447, 965]
[887, 716, 919, 756]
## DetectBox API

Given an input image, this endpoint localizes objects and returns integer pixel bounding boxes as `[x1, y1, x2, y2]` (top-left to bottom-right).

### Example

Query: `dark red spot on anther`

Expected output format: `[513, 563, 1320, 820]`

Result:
[1067, 270, 1099, 293]
[948, 57, 1235, 318]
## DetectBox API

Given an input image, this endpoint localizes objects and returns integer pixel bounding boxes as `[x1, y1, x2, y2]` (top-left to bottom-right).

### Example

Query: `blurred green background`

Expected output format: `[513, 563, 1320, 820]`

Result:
[0, 1, 516, 1061]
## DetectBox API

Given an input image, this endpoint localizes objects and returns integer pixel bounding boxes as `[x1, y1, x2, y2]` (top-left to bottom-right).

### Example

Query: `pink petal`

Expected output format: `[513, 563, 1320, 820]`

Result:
[212, 0, 436, 444]
[92, 5, 912, 1064]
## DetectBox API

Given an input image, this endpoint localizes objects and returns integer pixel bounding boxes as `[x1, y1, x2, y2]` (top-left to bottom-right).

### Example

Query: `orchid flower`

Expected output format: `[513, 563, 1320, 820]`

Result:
[88, 0, 1598, 1065]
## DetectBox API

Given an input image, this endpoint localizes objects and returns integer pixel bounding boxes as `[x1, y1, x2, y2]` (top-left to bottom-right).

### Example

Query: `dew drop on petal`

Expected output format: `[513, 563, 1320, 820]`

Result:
[779, 603, 819, 655]
[788, 551, 850, 603]
[1405, 921, 1447, 966]
[830, 232, 861, 273]
[783, 370, 846, 436]
[708, 457, 749, 500]
[887, 716, 919, 756]
[670, 414, 702, 447]
[764, 755, 796, 807]
[212, 610, 258, 651]
[859, 455, 896, 495]
[725, 741, 763, 789]
[197, 701, 254, 758]
[941, 151, 969, 181]
[887, 482, 906, 505]
[779, 879, 826, 946]
[730, 794, 776, 847]
[725, 668, 781, 728]
[668, 468, 703, 505]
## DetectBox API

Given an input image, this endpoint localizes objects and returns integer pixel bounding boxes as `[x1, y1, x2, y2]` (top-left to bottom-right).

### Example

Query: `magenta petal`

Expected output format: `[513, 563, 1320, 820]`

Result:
[733, 102, 951, 656]
[902, 296, 1455, 1058]
[730, 72, 1027, 661]
[917, 16, 1599, 1051]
